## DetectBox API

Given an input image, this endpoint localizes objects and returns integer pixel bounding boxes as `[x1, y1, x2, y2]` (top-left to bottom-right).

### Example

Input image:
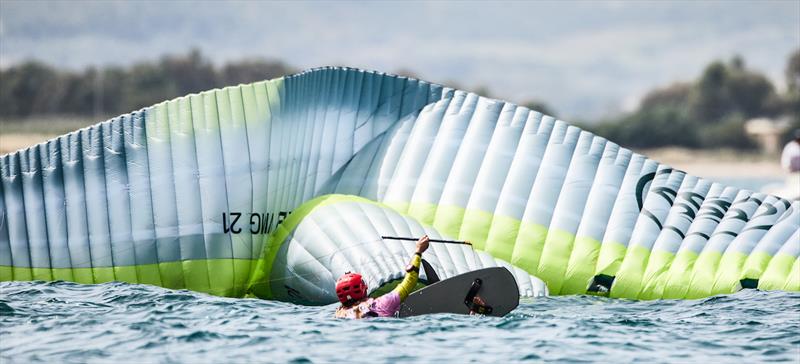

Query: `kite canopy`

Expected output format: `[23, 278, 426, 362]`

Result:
[1, 67, 797, 302]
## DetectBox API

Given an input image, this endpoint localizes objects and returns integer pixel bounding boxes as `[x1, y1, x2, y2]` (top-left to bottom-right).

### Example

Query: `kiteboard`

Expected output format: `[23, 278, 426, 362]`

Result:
[398, 267, 519, 317]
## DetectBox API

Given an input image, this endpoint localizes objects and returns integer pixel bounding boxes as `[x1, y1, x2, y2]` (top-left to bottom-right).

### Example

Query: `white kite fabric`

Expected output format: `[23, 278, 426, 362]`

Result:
[266, 196, 548, 304]
[1, 67, 797, 303]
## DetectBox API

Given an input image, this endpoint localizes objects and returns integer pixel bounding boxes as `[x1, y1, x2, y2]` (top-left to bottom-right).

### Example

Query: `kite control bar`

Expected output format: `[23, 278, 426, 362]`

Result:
[381, 236, 472, 246]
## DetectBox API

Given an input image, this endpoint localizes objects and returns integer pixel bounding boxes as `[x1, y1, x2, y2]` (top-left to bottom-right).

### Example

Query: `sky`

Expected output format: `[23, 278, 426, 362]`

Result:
[1, 0, 798, 120]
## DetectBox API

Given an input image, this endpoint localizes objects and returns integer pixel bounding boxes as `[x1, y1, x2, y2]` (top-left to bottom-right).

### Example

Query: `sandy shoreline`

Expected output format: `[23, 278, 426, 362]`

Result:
[639, 147, 785, 179]
[0, 133, 60, 155]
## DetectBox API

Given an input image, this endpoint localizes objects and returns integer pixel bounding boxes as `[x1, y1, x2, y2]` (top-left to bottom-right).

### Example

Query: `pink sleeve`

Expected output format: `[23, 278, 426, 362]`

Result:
[370, 292, 401, 317]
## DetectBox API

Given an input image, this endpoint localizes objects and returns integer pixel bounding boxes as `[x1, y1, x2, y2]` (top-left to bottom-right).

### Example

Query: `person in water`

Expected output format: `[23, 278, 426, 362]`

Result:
[334, 235, 430, 319]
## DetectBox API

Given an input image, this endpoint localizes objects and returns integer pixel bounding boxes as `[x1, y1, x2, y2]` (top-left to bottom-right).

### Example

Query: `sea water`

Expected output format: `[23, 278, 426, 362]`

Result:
[1, 280, 798, 363]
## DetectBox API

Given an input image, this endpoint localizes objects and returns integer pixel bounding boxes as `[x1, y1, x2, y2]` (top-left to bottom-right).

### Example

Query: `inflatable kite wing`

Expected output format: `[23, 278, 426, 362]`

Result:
[1, 67, 797, 303]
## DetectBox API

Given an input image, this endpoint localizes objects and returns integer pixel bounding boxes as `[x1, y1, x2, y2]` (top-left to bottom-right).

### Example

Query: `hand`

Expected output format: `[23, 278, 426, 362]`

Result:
[415, 235, 430, 254]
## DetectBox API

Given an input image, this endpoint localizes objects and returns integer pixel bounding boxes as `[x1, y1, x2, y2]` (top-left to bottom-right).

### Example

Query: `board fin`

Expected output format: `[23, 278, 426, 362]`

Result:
[422, 259, 440, 284]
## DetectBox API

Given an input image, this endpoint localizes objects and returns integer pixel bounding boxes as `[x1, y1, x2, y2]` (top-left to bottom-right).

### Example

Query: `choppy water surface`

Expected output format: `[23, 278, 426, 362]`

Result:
[1, 281, 798, 363]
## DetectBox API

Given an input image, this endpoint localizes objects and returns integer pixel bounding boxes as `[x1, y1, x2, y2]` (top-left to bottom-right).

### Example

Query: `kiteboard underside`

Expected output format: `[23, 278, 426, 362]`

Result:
[398, 267, 520, 317]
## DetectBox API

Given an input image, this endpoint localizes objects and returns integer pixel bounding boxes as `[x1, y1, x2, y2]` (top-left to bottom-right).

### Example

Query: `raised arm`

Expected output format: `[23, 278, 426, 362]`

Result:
[392, 235, 430, 301]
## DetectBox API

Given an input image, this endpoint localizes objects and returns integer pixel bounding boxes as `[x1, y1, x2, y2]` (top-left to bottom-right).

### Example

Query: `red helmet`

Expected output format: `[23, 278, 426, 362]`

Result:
[336, 272, 367, 306]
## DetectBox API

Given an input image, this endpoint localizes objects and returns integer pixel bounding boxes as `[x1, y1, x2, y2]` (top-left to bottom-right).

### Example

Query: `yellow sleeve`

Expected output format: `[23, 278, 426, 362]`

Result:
[392, 253, 421, 301]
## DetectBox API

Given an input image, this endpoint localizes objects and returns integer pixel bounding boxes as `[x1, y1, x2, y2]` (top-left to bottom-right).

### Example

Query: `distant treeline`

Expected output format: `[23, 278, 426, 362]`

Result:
[1, 49, 799, 150]
[0, 49, 555, 122]
[0, 49, 295, 119]
[588, 50, 800, 149]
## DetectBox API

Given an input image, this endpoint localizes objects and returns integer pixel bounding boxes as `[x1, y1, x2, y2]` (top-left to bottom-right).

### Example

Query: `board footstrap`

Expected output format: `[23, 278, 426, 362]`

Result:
[464, 278, 493, 315]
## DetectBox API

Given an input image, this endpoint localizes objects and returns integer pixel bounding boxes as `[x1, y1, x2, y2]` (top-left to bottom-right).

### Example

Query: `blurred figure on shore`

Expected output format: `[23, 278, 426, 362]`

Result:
[773, 130, 800, 200]
[780, 130, 800, 173]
